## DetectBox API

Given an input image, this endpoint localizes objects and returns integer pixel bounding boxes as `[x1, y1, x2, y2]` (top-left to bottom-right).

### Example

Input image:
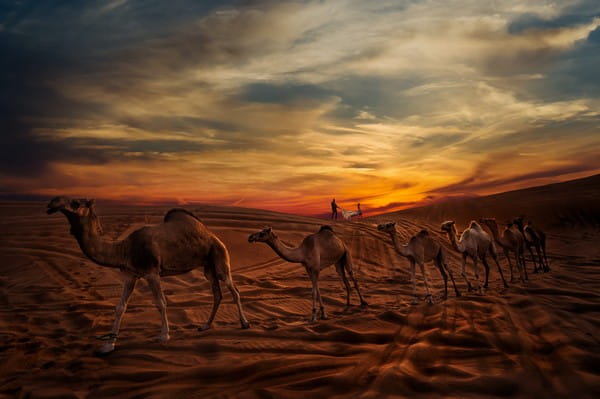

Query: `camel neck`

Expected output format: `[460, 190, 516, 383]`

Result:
[390, 232, 410, 257]
[447, 226, 465, 253]
[73, 220, 129, 269]
[267, 237, 304, 263]
[487, 225, 510, 250]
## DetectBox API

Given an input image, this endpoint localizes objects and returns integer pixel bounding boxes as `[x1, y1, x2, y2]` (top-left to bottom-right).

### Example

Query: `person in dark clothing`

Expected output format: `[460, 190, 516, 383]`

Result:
[331, 198, 340, 220]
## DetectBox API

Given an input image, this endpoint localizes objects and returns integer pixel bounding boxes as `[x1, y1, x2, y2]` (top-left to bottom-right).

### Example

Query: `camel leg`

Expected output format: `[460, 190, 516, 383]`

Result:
[96, 273, 137, 355]
[504, 249, 515, 283]
[343, 252, 367, 306]
[520, 249, 529, 281]
[541, 240, 550, 272]
[316, 273, 327, 320]
[515, 253, 526, 283]
[146, 274, 170, 343]
[443, 262, 461, 297]
[434, 258, 449, 299]
[199, 266, 222, 331]
[460, 254, 473, 292]
[410, 259, 418, 305]
[529, 245, 539, 273]
[309, 270, 325, 321]
[520, 248, 529, 281]
[418, 262, 433, 304]
[489, 246, 509, 288]
[472, 256, 484, 295]
[223, 274, 250, 329]
[534, 245, 544, 274]
[335, 261, 351, 307]
[480, 255, 490, 289]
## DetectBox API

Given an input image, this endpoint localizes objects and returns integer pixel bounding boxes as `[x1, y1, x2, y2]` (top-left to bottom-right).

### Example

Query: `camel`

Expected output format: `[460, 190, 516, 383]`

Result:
[377, 222, 460, 304]
[247, 226, 366, 321]
[440, 220, 509, 292]
[513, 216, 550, 273]
[341, 203, 362, 220]
[46, 196, 249, 355]
[479, 218, 528, 283]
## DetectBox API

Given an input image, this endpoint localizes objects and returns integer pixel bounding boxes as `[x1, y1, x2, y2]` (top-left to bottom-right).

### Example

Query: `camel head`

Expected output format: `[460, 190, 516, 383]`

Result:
[512, 216, 525, 230]
[478, 217, 497, 231]
[377, 222, 396, 233]
[440, 220, 456, 234]
[248, 227, 276, 243]
[47, 196, 101, 236]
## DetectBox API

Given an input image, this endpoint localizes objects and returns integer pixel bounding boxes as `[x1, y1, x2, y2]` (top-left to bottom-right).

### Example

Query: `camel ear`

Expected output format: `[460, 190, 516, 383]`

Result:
[86, 199, 96, 208]
[266, 227, 272, 232]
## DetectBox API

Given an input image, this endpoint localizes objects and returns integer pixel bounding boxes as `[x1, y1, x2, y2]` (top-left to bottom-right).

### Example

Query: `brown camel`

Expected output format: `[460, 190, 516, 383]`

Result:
[513, 216, 550, 273]
[377, 222, 460, 304]
[247, 226, 366, 321]
[440, 220, 509, 292]
[47, 196, 249, 355]
[479, 218, 527, 283]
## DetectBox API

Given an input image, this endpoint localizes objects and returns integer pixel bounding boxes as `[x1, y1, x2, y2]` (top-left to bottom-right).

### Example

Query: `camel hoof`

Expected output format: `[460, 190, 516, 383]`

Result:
[95, 342, 115, 356]
[321, 314, 329, 320]
[157, 334, 170, 343]
[360, 300, 368, 307]
[241, 321, 250, 329]
[198, 323, 212, 331]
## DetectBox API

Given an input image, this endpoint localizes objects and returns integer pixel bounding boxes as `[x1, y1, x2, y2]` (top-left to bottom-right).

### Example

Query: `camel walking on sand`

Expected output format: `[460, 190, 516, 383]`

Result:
[47, 196, 249, 355]
[513, 216, 550, 273]
[248, 226, 367, 321]
[440, 220, 509, 292]
[377, 222, 460, 304]
[479, 218, 528, 283]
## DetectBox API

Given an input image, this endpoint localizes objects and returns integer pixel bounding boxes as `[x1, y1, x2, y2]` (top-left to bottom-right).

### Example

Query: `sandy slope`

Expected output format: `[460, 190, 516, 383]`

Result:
[0, 199, 599, 398]
[381, 173, 600, 230]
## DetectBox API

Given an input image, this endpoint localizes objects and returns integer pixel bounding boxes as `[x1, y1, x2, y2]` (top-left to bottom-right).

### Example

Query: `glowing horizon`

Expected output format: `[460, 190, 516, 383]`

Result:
[2, 1, 599, 216]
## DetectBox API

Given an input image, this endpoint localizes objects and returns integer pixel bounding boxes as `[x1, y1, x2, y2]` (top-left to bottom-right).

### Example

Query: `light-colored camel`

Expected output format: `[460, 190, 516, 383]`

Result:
[341, 203, 362, 220]
[513, 216, 550, 273]
[377, 222, 460, 304]
[247, 226, 366, 321]
[440, 220, 509, 292]
[479, 218, 528, 283]
[47, 196, 249, 355]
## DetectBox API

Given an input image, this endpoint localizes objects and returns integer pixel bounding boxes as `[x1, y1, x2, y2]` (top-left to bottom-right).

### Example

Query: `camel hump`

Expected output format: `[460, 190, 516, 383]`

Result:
[469, 221, 482, 230]
[417, 229, 429, 236]
[164, 208, 202, 223]
[319, 225, 334, 232]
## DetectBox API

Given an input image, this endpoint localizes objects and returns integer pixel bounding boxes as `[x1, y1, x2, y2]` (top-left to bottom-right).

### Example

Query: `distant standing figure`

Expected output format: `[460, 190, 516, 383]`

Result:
[331, 198, 340, 220]
[357, 203, 362, 217]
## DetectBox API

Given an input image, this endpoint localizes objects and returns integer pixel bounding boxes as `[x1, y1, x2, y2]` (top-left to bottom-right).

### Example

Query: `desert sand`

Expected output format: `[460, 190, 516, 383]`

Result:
[1, 178, 599, 398]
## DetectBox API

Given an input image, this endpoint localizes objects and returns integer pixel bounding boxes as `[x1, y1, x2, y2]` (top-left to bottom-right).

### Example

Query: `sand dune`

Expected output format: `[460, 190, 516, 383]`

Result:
[377, 173, 600, 230]
[1, 194, 599, 398]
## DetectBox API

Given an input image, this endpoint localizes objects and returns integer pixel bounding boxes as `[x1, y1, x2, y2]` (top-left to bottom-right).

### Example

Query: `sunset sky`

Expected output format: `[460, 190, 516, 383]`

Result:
[1, 0, 599, 215]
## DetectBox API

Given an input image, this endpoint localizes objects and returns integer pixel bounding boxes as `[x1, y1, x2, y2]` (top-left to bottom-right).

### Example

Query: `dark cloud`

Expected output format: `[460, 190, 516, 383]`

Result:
[508, 1, 600, 33]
